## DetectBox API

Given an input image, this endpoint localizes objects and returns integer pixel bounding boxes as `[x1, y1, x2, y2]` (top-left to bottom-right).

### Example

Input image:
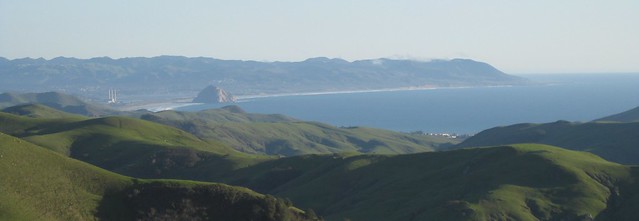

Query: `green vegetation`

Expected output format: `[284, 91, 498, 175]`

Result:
[3, 102, 639, 220]
[5, 125, 639, 220]
[141, 106, 457, 156]
[0, 132, 130, 220]
[0, 92, 86, 108]
[455, 120, 639, 164]
[595, 105, 639, 122]
[0, 92, 117, 116]
[2, 103, 87, 119]
[219, 144, 639, 221]
[0, 132, 318, 221]
[0, 111, 271, 180]
[140, 105, 296, 123]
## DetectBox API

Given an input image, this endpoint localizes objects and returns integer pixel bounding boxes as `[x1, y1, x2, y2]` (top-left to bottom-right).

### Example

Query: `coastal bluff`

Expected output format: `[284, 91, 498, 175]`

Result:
[192, 85, 237, 103]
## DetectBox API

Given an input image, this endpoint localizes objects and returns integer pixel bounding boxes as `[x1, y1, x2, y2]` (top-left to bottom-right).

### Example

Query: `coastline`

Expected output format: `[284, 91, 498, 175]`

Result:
[235, 84, 520, 100]
[117, 98, 195, 112]
[118, 84, 518, 112]
[235, 86, 438, 100]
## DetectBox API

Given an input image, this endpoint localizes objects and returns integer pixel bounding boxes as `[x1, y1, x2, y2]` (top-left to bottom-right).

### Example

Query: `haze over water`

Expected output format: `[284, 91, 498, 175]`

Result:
[179, 74, 639, 134]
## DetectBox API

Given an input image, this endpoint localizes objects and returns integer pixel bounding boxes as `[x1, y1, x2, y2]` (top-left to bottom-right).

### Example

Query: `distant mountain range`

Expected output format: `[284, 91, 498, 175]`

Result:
[0, 56, 528, 102]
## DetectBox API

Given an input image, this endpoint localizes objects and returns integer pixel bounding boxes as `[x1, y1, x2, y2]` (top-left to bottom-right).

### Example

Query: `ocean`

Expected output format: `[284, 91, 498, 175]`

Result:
[176, 74, 639, 134]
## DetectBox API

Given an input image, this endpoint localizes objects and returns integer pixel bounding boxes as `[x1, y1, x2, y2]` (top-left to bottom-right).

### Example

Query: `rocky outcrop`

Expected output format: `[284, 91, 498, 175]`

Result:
[192, 86, 237, 103]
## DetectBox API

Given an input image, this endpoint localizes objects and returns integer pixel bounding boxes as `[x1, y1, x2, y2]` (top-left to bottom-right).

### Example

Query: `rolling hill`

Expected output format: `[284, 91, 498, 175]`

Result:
[0, 91, 117, 116]
[2, 103, 87, 119]
[5, 120, 639, 220]
[453, 120, 639, 164]
[0, 110, 272, 180]
[140, 106, 457, 156]
[0, 132, 317, 221]
[4, 103, 639, 220]
[0, 103, 451, 193]
[595, 105, 639, 122]
[217, 144, 639, 221]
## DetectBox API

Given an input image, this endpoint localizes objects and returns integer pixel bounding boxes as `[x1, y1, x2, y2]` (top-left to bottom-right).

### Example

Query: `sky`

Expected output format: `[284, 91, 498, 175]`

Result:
[1, 0, 638, 73]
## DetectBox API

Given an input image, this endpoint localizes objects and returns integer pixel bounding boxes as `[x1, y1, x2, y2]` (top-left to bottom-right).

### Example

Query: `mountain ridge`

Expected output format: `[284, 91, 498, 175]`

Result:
[0, 91, 117, 116]
[453, 120, 639, 164]
[139, 106, 457, 156]
[595, 105, 639, 122]
[217, 144, 639, 220]
[0, 132, 318, 221]
[0, 56, 529, 102]
[2, 101, 639, 220]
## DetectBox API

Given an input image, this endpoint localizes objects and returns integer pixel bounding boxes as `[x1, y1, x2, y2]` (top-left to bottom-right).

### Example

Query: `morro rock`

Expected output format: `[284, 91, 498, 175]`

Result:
[192, 85, 237, 103]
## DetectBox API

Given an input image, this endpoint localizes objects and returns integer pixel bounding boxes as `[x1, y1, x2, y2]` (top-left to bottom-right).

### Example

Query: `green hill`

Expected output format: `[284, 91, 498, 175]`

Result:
[0, 91, 117, 116]
[454, 120, 639, 164]
[0, 111, 271, 180]
[5, 104, 639, 220]
[5, 125, 639, 220]
[4, 107, 639, 220]
[219, 144, 639, 221]
[0, 132, 130, 220]
[595, 105, 639, 122]
[0, 132, 317, 221]
[139, 105, 297, 124]
[2, 103, 87, 119]
[0, 91, 84, 106]
[141, 106, 457, 156]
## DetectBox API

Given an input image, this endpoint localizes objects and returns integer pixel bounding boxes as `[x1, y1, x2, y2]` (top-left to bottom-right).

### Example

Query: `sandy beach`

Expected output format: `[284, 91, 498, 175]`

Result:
[117, 85, 518, 112]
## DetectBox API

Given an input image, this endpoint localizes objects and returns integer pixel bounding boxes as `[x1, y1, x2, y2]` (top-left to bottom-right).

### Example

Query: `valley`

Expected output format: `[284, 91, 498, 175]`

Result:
[1, 91, 639, 220]
[4, 1, 638, 220]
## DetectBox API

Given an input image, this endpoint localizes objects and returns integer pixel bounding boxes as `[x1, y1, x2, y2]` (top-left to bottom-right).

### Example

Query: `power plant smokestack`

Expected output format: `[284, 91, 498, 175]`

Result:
[108, 89, 117, 104]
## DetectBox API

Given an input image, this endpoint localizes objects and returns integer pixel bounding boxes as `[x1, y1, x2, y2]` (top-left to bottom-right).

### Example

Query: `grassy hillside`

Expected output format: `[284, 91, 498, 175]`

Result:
[220, 144, 639, 221]
[595, 105, 639, 122]
[454, 120, 639, 164]
[5, 104, 639, 220]
[5, 128, 639, 220]
[141, 106, 457, 156]
[140, 105, 297, 123]
[0, 111, 271, 180]
[2, 103, 87, 119]
[0, 132, 130, 220]
[0, 91, 117, 116]
[0, 132, 317, 221]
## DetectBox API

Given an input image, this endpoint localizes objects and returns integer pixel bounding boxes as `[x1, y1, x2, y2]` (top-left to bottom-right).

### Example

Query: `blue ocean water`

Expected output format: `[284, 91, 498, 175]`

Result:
[177, 74, 639, 134]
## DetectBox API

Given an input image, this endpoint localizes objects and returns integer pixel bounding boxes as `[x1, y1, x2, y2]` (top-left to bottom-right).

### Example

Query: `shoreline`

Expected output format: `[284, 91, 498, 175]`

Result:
[235, 86, 438, 100]
[119, 84, 519, 112]
[235, 84, 519, 100]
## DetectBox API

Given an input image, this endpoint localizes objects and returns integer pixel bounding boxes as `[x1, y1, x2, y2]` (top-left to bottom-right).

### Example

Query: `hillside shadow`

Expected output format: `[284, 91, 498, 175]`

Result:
[595, 166, 639, 220]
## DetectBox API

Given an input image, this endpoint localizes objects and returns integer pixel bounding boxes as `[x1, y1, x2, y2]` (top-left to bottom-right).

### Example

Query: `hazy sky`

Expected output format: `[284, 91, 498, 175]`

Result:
[1, 0, 638, 73]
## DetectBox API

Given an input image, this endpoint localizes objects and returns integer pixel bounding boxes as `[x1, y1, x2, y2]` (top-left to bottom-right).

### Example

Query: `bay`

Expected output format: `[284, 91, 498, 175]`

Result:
[177, 73, 639, 134]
